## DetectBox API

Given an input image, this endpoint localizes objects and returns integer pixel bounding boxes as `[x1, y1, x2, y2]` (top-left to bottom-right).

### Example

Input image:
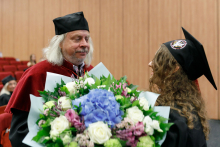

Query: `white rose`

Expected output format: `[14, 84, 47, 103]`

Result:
[61, 134, 72, 145]
[50, 115, 70, 138]
[126, 106, 144, 124]
[84, 77, 95, 86]
[88, 121, 112, 144]
[58, 96, 72, 111]
[65, 82, 77, 94]
[139, 97, 149, 111]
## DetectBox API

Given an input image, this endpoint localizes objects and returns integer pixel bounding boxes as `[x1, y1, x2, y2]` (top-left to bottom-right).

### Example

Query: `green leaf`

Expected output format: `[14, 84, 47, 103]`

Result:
[60, 86, 70, 94]
[154, 116, 168, 123]
[41, 118, 52, 128]
[95, 78, 101, 86]
[61, 79, 66, 86]
[63, 127, 77, 133]
[32, 127, 50, 142]
[149, 112, 158, 118]
[132, 100, 139, 107]
[38, 90, 49, 102]
[153, 122, 174, 141]
[127, 84, 138, 90]
[120, 75, 127, 83]
[117, 138, 127, 146]
[79, 107, 82, 114]
[160, 122, 174, 132]
[54, 138, 64, 147]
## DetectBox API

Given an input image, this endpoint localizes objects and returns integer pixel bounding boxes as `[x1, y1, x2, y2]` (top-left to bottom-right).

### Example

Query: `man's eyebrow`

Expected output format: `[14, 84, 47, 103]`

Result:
[71, 34, 90, 38]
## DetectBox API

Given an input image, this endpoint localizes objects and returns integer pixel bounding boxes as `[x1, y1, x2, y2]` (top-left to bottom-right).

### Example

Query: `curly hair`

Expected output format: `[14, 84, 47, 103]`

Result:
[149, 44, 209, 139]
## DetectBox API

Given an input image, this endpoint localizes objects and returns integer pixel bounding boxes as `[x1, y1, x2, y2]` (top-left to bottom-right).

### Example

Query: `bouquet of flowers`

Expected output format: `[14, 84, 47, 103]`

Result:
[23, 63, 173, 147]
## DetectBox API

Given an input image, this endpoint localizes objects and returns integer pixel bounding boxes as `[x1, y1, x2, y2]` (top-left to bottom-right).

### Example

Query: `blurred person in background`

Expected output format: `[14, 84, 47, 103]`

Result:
[27, 54, 36, 67]
[0, 75, 17, 106]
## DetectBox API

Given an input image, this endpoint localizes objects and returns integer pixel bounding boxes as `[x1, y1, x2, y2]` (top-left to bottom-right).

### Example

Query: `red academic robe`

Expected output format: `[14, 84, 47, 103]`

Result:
[5, 60, 93, 113]
[4, 60, 93, 147]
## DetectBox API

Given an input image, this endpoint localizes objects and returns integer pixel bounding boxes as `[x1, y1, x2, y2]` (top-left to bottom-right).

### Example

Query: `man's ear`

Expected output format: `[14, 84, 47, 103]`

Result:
[59, 41, 63, 49]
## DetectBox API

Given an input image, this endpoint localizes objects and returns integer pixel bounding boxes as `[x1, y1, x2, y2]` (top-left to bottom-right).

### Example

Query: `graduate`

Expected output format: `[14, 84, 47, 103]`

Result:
[0, 75, 17, 106]
[148, 27, 217, 147]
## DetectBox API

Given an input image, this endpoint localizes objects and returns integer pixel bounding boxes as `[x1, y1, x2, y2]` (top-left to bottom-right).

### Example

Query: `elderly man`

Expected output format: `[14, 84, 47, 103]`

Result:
[5, 11, 94, 147]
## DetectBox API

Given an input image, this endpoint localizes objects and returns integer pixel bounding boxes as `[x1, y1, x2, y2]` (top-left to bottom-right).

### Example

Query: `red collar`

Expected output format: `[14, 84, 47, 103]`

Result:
[61, 60, 86, 78]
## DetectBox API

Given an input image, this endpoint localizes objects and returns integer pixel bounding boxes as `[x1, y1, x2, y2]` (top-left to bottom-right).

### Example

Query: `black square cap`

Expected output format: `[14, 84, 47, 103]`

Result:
[53, 11, 89, 35]
[163, 27, 217, 90]
[2, 75, 16, 86]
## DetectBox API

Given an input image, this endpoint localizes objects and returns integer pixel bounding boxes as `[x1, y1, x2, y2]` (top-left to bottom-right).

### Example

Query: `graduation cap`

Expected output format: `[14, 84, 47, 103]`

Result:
[163, 27, 217, 90]
[53, 11, 89, 35]
[2, 75, 16, 86]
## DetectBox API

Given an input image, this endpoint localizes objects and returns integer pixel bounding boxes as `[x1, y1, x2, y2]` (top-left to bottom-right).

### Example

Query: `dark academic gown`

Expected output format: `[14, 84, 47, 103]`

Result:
[161, 109, 207, 147]
[4, 60, 93, 147]
[0, 92, 12, 106]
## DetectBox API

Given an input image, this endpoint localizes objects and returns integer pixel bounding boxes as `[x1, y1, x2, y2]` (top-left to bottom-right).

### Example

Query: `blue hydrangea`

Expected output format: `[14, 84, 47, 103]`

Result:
[72, 89, 124, 128]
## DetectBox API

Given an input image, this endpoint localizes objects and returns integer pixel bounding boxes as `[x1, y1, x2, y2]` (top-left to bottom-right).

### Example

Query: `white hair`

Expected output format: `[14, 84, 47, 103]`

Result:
[0, 83, 10, 96]
[43, 33, 93, 67]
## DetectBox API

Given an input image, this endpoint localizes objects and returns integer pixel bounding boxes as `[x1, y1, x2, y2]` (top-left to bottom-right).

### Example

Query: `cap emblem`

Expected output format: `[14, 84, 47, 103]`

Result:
[170, 40, 187, 49]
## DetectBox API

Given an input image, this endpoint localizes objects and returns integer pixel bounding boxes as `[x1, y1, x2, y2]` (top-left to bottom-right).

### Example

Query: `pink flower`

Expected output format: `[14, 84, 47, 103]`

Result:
[116, 83, 121, 89]
[38, 120, 46, 127]
[65, 109, 83, 129]
[121, 89, 128, 96]
[122, 83, 127, 89]
[44, 109, 49, 116]
[134, 122, 145, 136]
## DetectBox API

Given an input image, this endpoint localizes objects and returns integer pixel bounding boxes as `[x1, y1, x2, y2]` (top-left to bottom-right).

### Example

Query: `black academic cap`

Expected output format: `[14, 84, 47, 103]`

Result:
[163, 27, 217, 90]
[2, 75, 16, 86]
[53, 11, 89, 35]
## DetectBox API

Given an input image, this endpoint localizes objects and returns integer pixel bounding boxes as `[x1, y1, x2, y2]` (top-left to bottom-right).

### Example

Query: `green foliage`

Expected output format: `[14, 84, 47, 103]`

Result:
[32, 126, 50, 143]
[60, 86, 70, 95]
[38, 79, 67, 103]
[153, 122, 173, 141]
[41, 118, 53, 128]
[127, 84, 138, 91]
[116, 138, 127, 147]
[73, 102, 82, 114]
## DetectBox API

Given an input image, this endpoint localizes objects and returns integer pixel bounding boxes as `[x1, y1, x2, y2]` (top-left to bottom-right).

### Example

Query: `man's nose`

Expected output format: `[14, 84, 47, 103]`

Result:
[80, 38, 89, 47]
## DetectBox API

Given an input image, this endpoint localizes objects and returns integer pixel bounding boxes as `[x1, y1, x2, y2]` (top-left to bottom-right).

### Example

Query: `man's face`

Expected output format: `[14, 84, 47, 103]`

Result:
[60, 30, 90, 65]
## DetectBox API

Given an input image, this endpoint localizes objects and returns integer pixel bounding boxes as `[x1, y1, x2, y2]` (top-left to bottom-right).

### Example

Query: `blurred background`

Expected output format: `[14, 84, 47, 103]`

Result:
[0, 0, 219, 120]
